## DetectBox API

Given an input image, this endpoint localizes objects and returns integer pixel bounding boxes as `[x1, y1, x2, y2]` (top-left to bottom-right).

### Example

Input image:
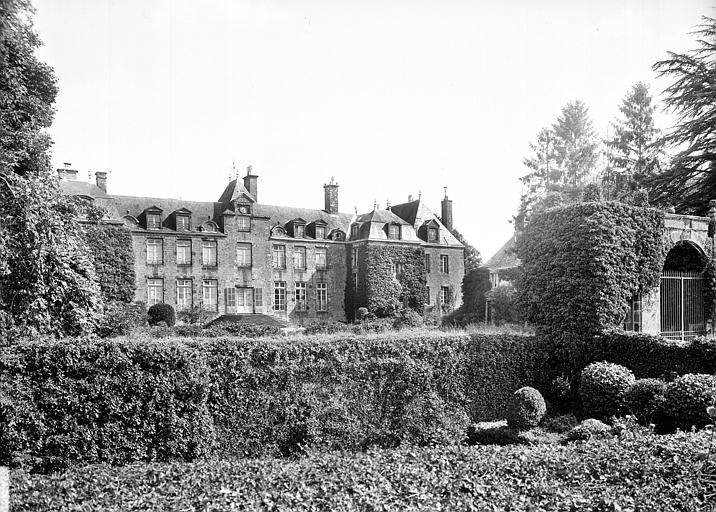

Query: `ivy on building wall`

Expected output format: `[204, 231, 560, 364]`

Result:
[516, 202, 667, 333]
[82, 224, 136, 303]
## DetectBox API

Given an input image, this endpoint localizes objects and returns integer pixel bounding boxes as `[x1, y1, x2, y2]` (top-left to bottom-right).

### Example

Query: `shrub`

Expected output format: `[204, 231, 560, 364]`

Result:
[303, 321, 348, 335]
[625, 378, 667, 425]
[209, 323, 281, 338]
[488, 283, 522, 325]
[96, 301, 147, 338]
[356, 307, 369, 321]
[505, 387, 546, 430]
[579, 362, 635, 420]
[565, 418, 612, 441]
[393, 309, 423, 330]
[466, 421, 558, 446]
[663, 373, 716, 430]
[177, 305, 215, 326]
[351, 318, 393, 334]
[541, 413, 579, 434]
[148, 303, 176, 327]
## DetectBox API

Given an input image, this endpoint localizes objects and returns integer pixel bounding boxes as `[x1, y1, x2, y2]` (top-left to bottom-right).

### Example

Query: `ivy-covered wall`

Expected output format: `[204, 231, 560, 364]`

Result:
[348, 243, 426, 318]
[516, 202, 667, 333]
[82, 224, 136, 303]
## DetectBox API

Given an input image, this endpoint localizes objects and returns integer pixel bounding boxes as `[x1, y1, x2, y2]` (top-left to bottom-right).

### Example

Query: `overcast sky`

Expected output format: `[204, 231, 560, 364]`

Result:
[33, 0, 713, 259]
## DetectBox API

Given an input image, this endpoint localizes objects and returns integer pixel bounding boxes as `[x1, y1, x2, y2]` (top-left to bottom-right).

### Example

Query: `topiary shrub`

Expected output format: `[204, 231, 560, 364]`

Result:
[565, 418, 612, 442]
[505, 387, 546, 430]
[96, 301, 147, 338]
[148, 303, 176, 327]
[663, 373, 716, 430]
[625, 378, 667, 425]
[580, 362, 635, 420]
[393, 309, 424, 330]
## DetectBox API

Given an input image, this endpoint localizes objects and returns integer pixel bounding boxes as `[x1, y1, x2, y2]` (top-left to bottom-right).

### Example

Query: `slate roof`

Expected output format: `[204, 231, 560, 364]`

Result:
[484, 235, 520, 270]
[390, 199, 462, 246]
[59, 180, 111, 199]
[355, 209, 409, 225]
[253, 204, 354, 234]
[217, 179, 255, 204]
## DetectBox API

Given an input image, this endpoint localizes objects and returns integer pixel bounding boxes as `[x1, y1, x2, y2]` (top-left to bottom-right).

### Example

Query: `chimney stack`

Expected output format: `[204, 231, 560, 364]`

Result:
[324, 177, 339, 214]
[57, 167, 78, 181]
[243, 165, 258, 202]
[408, 194, 413, 202]
[95, 171, 107, 192]
[441, 187, 453, 231]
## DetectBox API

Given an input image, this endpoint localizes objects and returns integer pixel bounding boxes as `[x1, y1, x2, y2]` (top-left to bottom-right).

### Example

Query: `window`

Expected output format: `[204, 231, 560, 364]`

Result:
[237, 215, 251, 232]
[294, 224, 305, 238]
[177, 279, 192, 310]
[295, 282, 307, 311]
[388, 224, 401, 240]
[293, 247, 307, 270]
[255, 288, 263, 307]
[316, 282, 328, 311]
[202, 280, 218, 311]
[316, 247, 327, 269]
[624, 295, 642, 332]
[176, 240, 191, 265]
[428, 227, 438, 243]
[176, 215, 190, 231]
[353, 273, 358, 293]
[425, 254, 431, 272]
[352, 248, 357, 268]
[315, 226, 325, 239]
[440, 286, 451, 305]
[439, 255, 449, 273]
[391, 261, 403, 280]
[147, 279, 163, 305]
[203, 222, 217, 233]
[273, 281, 286, 311]
[202, 240, 217, 266]
[426, 286, 431, 305]
[146, 238, 163, 264]
[236, 243, 252, 267]
[272, 245, 286, 269]
[147, 213, 161, 230]
[351, 224, 359, 239]
[225, 287, 236, 308]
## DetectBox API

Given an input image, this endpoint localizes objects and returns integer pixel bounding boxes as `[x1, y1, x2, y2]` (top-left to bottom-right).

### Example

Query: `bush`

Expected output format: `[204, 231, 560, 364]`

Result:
[303, 321, 349, 335]
[351, 318, 393, 334]
[466, 421, 557, 446]
[663, 373, 716, 430]
[579, 362, 635, 420]
[625, 378, 667, 425]
[148, 303, 176, 327]
[505, 387, 546, 430]
[393, 309, 423, 330]
[565, 418, 612, 441]
[488, 283, 522, 325]
[541, 413, 579, 434]
[96, 301, 147, 338]
[177, 305, 215, 326]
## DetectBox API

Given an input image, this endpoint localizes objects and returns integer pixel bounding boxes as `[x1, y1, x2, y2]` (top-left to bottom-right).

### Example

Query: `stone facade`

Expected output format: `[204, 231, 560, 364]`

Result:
[60, 168, 464, 324]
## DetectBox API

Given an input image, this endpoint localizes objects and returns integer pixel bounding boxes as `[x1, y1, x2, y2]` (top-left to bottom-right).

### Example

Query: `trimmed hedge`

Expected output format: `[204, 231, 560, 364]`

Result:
[12, 430, 712, 511]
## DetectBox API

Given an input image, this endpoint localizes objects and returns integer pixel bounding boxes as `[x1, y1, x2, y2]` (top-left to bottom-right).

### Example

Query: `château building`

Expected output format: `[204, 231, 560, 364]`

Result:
[59, 167, 465, 324]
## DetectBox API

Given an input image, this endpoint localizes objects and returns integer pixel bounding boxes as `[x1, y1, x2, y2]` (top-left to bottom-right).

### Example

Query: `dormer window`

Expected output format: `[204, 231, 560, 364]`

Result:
[295, 224, 305, 239]
[351, 224, 359, 239]
[147, 213, 161, 230]
[388, 224, 401, 240]
[428, 227, 438, 243]
[177, 215, 190, 231]
[315, 226, 325, 239]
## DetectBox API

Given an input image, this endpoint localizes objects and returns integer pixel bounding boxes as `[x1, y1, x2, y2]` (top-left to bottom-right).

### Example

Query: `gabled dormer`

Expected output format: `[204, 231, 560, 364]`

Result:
[168, 207, 192, 231]
[419, 219, 441, 243]
[140, 206, 163, 230]
[308, 219, 328, 239]
[286, 218, 307, 238]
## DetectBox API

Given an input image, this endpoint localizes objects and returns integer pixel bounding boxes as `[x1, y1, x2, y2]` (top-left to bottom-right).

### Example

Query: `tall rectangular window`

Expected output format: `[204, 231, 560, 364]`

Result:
[202, 240, 217, 266]
[254, 288, 263, 307]
[147, 213, 161, 230]
[202, 279, 218, 311]
[273, 281, 286, 311]
[146, 238, 163, 264]
[316, 282, 328, 311]
[315, 226, 325, 239]
[352, 248, 357, 268]
[236, 243, 252, 267]
[147, 279, 163, 305]
[272, 245, 286, 269]
[176, 215, 190, 231]
[624, 295, 642, 332]
[426, 286, 431, 305]
[439, 255, 449, 273]
[351, 224, 359, 239]
[440, 286, 451, 305]
[225, 287, 236, 308]
[388, 224, 400, 240]
[294, 224, 305, 238]
[428, 227, 438, 242]
[237, 216, 251, 232]
[316, 247, 327, 269]
[425, 254, 431, 272]
[176, 239, 191, 265]
[293, 247, 306, 270]
[295, 282, 307, 310]
[177, 279, 192, 310]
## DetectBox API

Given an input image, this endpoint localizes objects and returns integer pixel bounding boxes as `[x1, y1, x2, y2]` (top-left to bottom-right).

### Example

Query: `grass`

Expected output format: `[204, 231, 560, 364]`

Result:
[12, 429, 715, 511]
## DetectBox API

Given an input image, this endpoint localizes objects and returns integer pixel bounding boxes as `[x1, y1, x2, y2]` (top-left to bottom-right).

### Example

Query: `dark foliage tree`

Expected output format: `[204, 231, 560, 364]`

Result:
[449, 228, 482, 272]
[602, 82, 664, 201]
[0, 0, 103, 337]
[646, 17, 716, 215]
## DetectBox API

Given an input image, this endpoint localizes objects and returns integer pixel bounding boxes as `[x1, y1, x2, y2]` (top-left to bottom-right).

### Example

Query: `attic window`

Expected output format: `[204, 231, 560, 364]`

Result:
[315, 226, 325, 239]
[428, 227, 438, 242]
[147, 213, 161, 230]
[351, 225, 359, 239]
[388, 224, 401, 240]
[295, 224, 305, 239]
[332, 230, 345, 241]
[177, 215, 190, 231]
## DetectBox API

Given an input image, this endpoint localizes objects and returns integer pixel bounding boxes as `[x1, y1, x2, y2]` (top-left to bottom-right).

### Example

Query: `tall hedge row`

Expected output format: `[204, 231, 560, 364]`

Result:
[81, 224, 136, 302]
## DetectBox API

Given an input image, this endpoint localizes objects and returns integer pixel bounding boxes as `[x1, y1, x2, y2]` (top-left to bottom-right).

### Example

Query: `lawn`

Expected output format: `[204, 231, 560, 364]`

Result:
[12, 429, 715, 511]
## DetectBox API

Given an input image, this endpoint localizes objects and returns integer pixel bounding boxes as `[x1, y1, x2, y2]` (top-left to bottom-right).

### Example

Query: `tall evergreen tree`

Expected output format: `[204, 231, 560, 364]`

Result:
[603, 82, 664, 201]
[0, 0, 102, 337]
[646, 16, 716, 215]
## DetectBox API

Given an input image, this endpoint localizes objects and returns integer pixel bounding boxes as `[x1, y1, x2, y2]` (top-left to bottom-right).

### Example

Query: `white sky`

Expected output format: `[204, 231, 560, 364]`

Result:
[33, 0, 714, 259]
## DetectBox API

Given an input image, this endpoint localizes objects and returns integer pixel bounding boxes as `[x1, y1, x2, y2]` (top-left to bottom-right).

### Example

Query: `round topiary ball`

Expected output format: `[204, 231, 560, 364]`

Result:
[580, 362, 635, 420]
[148, 303, 176, 327]
[505, 386, 547, 430]
[625, 378, 667, 424]
[565, 418, 611, 442]
[663, 373, 716, 430]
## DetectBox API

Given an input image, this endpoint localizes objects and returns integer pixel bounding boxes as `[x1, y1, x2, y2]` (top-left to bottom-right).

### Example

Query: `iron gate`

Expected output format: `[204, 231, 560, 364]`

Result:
[660, 270, 705, 341]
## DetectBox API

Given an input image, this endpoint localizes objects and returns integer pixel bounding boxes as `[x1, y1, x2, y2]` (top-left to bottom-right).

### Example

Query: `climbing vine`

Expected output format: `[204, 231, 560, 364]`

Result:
[82, 224, 136, 303]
